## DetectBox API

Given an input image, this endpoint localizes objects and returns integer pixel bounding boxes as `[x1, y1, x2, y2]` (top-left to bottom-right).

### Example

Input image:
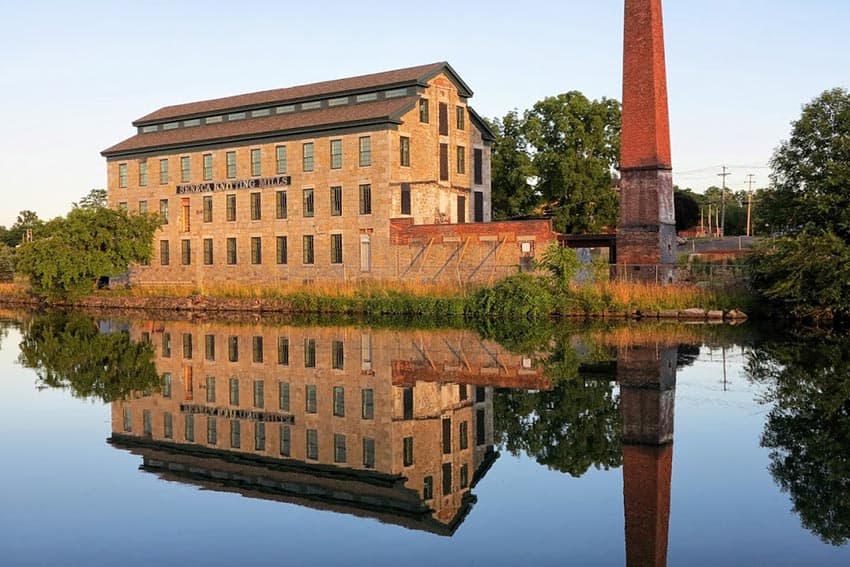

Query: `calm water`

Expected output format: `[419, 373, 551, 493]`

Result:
[0, 312, 848, 567]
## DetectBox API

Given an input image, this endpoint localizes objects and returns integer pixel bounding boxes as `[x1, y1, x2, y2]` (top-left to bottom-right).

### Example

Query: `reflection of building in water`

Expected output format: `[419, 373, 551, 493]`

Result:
[110, 321, 546, 534]
[618, 342, 676, 567]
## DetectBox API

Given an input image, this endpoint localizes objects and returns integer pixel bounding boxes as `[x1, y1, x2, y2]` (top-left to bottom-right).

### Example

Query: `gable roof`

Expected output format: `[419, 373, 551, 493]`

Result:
[102, 96, 417, 158]
[133, 61, 473, 126]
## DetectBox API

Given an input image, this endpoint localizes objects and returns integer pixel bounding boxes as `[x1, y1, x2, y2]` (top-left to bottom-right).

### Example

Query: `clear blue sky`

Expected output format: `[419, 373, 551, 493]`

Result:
[1, 0, 848, 226]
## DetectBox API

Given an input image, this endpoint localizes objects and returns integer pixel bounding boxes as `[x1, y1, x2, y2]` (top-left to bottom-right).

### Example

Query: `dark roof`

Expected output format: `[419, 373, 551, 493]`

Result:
[468, 108, 496, 142]
[102, 96, 417, 158]
[133, 61, 472, 125]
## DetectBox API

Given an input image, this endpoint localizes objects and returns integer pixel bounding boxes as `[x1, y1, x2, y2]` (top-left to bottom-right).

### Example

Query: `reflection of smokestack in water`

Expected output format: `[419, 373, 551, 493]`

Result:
[618, 343, 676, 567]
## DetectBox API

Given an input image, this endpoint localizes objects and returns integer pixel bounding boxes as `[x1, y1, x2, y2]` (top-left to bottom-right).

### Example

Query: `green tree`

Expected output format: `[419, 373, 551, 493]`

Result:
[0, 245, 14, 282]
[18, 311, 160, 403]
[747, 334, 850, 545]
[763, 88, 850, 238]
[74, 188, 108, 209]
[522, 92, 621, 234]
[674, 188, 701, 232]
[489, 111, 538, 219]
[1, 210, 44, 247]
[15, 206, 159, 299]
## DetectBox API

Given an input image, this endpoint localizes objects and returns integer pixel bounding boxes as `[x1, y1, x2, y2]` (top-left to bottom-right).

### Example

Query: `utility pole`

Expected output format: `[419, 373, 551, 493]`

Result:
[718, 165, 731, 238]
[745, 174, 756, 237]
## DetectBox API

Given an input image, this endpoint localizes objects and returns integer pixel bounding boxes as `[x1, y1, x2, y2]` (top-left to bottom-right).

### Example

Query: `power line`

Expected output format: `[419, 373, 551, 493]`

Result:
[718, 166, 731, 237]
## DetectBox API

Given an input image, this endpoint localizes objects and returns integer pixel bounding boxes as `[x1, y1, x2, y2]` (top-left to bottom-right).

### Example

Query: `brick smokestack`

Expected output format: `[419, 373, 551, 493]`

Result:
[617, 0, 676, 283]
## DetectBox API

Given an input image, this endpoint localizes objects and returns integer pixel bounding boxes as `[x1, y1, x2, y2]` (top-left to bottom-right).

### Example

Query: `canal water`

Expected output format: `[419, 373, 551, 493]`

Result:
[0, 311, 847, 566]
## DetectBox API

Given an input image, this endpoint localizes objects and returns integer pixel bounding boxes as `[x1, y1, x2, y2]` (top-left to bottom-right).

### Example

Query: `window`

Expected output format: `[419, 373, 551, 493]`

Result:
[330, 186, 342, 216]
[419, 99, 429, 123]
[460, 421, 469, 450]
[251, 237, 262, 265]
[249, 193, 261, 220]
[164, 413, 173, 439]
[207, 417, 217, 445]
[330, 234, 343, 264]
[363, 438, 375, 468]
[302, 235, 314, 264]
[457, 146, 466, 174]
[361, 334, 372, 370]
[439, 102, 448, 135]
[359, 184, 371, 215]
[159, 199, 169, 224]
[203, 154, 212, 180]
[457, 195, 466, 224]
[334, 434, 346, 463]
[460, 464, 469, 488]
[474, 149, 483, 185]
[182, 333, 193, 359]
[280, 425, 291, 456]
[228, 336, 239, 362]
[459, 384, 468, 401]
[203, 238, 213, 265]
[185, 414, 195, 442]
[226, 194, 236, 221]
[277, 337, 290, 366]
[253, 380, 264, 408]
[403, 437, 414, 466]
[276, 145, 287, 173]
[361, 389, 374, 420]
[252, 336, 263, 363]
[439, 143, 449, 180]
[143, 410, 152, 436]
[399, 136, 410, 166]
[204, 335, 215, 361]
[180, 156, 190, 182]
[305, 384, 317, 413]
[306, 429, 318, 460]
[275, 190, 287, 219]
[476, 386, 486, 403]
[303, 188, 314, 217]
[400, 183, 411, 215]
[250, 148, 261, 176]
[118, 201, 128, 212]
[229, 377, 239, 405]
[279, 382, 290, 411]
[302, 142, 314, 172]
[331, 340, 344, 369]
[442, 462, 452, 495]
[359, 136, 371, 166]
[206, 375, 216, 402]
[118, 163, 127, 188]
[138, 200, 148, 214]
[304, 338, 316, 368]
[230, 420, 241, 448]
[476, 407, 486, 445]
[474, 191, 484, 222]
[139, 162, 148, 186]
[159, 159, 168, 184]
[456, 105, 465, 130]
[276, 236, 288, 265]
[330, 139, 342, 169]
[162, 372, 172, 397]
[360, 234, 371, 272]
[226, 151, 237, 178]
[203, 195, 213, 222]
[333, 386, 345, 417]
[226, 237, 237, 265]
[403, 387, 413, 420]
[162, 335, 172, 358]
[181, 239, 191, 265]
[159, 240, 170, 265]
[442, 418, 452, 454]
[423, 476, 433, 500]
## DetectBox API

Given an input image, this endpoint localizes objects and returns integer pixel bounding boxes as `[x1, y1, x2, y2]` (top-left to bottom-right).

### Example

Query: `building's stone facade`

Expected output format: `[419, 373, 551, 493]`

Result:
[102, 63, 532, 288]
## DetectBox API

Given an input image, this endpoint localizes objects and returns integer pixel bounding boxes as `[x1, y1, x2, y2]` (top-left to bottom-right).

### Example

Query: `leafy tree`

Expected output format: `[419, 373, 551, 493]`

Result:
[74, 188, 108, 209]
[1, 210, 44, 247]
[15, 206, 159, 299]
[747, 334, 850, 545]
[763, 88, 850, 238]
[18, 311, 160, 403]
[489, 111, 538, 220]
[674, 188, 701, 232]
[522, 92, 621, 234]
[0, 245, 14, 282]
